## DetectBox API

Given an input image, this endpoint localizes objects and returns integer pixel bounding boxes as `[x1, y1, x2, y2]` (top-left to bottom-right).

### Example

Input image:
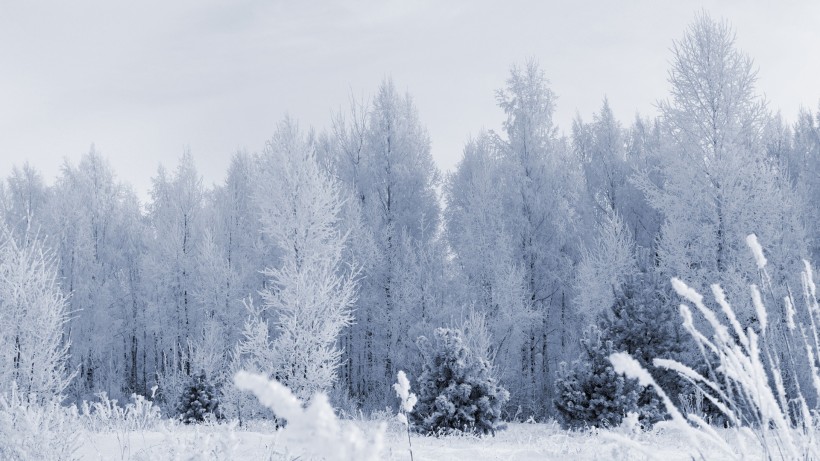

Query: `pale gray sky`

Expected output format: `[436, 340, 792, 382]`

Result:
[2, 0, 819, 199]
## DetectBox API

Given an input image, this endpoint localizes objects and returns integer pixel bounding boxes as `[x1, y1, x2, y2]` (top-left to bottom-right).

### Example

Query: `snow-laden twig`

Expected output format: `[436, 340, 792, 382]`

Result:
[234, 371, 385, 461]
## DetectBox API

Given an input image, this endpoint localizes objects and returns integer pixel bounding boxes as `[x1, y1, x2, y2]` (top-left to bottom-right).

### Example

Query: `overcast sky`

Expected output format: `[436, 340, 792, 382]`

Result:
[2, 0, 819, 200]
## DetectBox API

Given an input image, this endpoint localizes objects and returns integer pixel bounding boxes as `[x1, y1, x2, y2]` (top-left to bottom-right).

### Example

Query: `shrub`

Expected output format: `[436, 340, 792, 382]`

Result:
[412, 328, 509, 436]
[0, 384, 79, 461]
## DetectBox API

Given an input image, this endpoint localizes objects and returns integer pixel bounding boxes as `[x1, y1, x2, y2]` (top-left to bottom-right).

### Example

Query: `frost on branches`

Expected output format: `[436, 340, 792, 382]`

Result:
[413, 328, 509, 436]
[236, 119, 357, 402]
[0, 227, 72, 401]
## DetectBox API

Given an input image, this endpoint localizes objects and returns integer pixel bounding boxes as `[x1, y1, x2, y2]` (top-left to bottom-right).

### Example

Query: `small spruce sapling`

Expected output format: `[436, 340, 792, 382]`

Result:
[176, 371, 221, 424]
[554, 325, 643, 429]
[393, 371, 417, 461]
[600, 275, 685, 424]
[413, 328, 509, 435]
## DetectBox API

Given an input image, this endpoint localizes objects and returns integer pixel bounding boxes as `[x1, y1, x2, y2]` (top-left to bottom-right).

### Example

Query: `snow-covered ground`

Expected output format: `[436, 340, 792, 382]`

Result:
[74, 421, 723, 461]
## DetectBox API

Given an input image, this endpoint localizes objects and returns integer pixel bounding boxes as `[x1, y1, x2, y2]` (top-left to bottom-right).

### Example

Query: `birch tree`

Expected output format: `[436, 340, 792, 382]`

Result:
[638, 13, 806, 316]
[494, 60, 582, 414]
[247, 118, 357, 400]
[0, 225, 72, 401]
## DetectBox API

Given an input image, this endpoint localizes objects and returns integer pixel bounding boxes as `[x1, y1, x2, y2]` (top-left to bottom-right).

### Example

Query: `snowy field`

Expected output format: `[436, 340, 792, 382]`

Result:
[72, 421, 731, 461]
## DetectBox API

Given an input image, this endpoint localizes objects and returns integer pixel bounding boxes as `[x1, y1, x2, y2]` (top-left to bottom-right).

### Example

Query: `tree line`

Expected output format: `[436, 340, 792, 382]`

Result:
[1, 13, 818, 421]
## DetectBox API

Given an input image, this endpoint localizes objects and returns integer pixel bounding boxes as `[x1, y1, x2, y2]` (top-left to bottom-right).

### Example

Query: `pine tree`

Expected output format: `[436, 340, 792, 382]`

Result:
[554, 325, 644, 429]
[555, 275, 688, 429]
[601, 275, 686, 413]
[176, 371, 221, 424]
[412, 328, 509, 436]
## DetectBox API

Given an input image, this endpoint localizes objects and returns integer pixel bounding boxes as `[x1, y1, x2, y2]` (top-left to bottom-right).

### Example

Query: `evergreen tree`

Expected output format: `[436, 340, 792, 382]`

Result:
[555, 275, 683, 429]
[554, 325, 644, 429]
[176, 371, 221, 424]
[412, 328, 509, 436]
[600, 274, 686, 406]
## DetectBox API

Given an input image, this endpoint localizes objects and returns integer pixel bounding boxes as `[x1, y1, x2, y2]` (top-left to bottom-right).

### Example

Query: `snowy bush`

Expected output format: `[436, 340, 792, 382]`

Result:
[176, 371, 221, 424]
[0, 384, 80, 461]
[413, 328, 509, 436]
[234, 370, 385, 461]
[610, 234, 820, 460]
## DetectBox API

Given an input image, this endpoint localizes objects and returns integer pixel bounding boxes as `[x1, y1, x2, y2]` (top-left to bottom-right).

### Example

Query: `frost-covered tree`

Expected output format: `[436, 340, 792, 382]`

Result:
[247, 118, 357, 400]
[2, 163, 49, 244]
[573, 99, 659, 258]
[637, 13, 806, 313]
[413, 328, 509, 435]
[145, 150, 206, 391]
[598, 275, 687, 418]
[444, 61, 584, 416]
[623, 115, 664, 252]
[209, 149, 271, 321]
[574, 212, 639, 319]
[554, 325, 644, 429]
[176, 371, 221, 424]
[573, 98, 630, 217]
[788, 106, 820, 260]
[322, 80, 443, 408]
[197, 151, 274, 398]
[556, 273, 686, 428]
[363, 80, 442, 399]
[445, 133, 535, 397]
[494, 60, 582, 414]
[0, 226, 72, 401]
[47, 148, 146, 400]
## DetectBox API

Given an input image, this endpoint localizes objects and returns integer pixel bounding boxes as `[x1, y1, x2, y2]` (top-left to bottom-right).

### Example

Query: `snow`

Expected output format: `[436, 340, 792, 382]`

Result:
[72, 421, 721, 461]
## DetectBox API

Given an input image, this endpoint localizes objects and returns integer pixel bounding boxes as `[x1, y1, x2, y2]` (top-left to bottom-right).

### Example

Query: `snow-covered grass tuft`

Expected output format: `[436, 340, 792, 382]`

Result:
[234, 370, 385, 461]
[80, 390, 163, 432]
[610, 234, 820, 460]
[394, 370, 418, 461]
[746, 234, 767, 270]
